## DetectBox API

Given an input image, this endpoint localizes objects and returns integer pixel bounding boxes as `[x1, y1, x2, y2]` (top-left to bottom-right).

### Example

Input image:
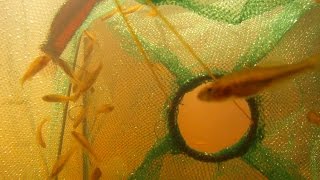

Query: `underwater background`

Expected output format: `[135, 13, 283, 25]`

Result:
[0, 0, 320, 179]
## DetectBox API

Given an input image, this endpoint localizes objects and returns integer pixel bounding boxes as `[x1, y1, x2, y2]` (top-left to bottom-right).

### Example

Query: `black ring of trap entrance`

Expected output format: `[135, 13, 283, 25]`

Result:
[167, 75, 260, 163]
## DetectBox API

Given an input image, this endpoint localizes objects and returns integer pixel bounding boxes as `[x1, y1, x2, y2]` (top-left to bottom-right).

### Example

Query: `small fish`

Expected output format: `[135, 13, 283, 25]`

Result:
[20, 55, 51, 86]
[91, 167, 102, 180]
[36, 118, 49, 148]
[96, 104, 114, 115]
[71, 131, 99, 161]
[55, 59, 81, 85]
[50, 147, 76, 178]
[78, 62, 103, 94]
[307, 111, 320, 126]
[42, 94, 77, 103]
[72, 106, 86, 129]
[198, 54, 320, 101]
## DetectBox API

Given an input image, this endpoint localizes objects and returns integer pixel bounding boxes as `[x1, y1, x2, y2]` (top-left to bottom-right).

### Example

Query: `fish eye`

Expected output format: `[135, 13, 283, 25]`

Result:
[207, 87, 213, 92]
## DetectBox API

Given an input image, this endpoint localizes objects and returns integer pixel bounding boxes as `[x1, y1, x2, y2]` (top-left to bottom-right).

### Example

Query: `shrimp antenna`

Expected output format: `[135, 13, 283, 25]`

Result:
[232, 99, 251, 121]
[145, 0, 216, 80]
[113, 0, 169, 99]
[58, 58, 90, 73]
[146, 0, 253, 122]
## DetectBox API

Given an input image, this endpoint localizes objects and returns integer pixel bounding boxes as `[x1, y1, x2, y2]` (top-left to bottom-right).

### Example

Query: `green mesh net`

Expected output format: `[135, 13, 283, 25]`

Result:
[0, 0, 319, 179]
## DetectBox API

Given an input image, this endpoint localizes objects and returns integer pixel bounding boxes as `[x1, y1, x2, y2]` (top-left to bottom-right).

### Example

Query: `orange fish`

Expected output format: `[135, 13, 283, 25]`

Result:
[36, 118, 50, 148]
[20, 55, 51, 86]
[198, 54, 320, 101]
[72, 31, 96, 93]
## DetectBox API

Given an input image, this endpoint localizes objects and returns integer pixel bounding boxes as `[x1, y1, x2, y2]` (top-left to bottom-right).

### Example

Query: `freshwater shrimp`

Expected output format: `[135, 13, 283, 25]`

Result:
[20, 55, 51, 86]
[96, 104, 114, 115]
[91, 167, 102, 180]
[71, 131, 99, 161]
[77, 62, 103, 95]
[83, 30, 96, 60]
[50, 147, 76, 178]
[42, 94, 77, 103]
[72, 29, 98, 93]
[307, 111, 320, 126]
[36, 118, 50, 148]
[198, 54, 320, 101]
[55, 59, 80, 85]
[72, 106, 87, 129]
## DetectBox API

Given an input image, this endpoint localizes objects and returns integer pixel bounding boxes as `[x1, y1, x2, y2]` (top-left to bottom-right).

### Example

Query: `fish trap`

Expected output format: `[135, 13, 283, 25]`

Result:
[0, 0, 320, 179]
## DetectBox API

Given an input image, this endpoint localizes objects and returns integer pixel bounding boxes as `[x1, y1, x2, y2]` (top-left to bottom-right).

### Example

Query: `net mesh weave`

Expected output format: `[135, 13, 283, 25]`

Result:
[0, 0, 319, 179]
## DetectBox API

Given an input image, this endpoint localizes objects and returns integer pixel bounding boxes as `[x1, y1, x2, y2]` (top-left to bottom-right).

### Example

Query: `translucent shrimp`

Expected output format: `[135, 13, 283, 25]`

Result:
[42, 94, 77, 103]
[71, 131, 99, 161]
[20, 55, 51, 86]
[76, 62, 103, 95]
[36, 118, 50, 148]
[72, 106, 87, 129]
[50, 147, 76, 178]
[91, 167, 102, 180]
[83, 31, 95, 60]
[55, 58, 81, 85]
[95, 104, 114, 116]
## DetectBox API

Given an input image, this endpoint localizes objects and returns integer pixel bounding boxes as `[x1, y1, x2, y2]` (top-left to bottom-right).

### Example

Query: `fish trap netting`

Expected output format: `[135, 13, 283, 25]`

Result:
[0, 0, 320, 179]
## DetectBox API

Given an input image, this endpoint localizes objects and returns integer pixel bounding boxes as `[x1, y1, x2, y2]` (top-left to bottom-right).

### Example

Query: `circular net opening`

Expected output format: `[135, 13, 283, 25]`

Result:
[177, 82, 251, 154]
